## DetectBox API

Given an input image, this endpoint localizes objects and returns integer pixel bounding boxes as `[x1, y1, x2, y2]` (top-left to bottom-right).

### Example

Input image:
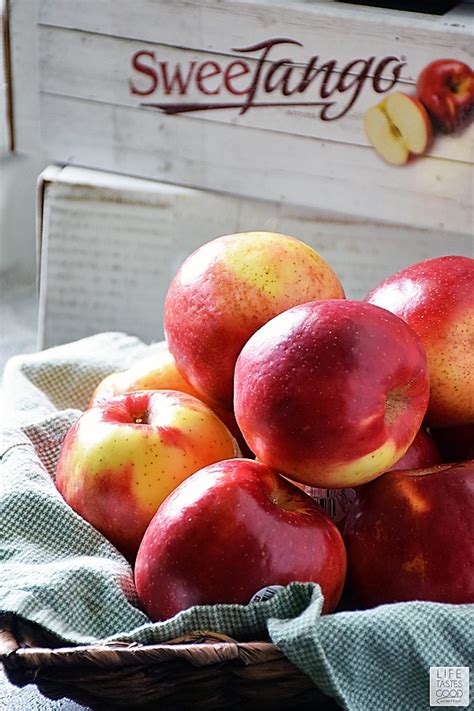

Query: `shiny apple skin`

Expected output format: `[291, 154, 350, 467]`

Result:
[134, 459, 347, 620]
[88, 348, 249, 456]
[390, 429, 441, 471]
[344, 460, 474, 607]
[56, 390, 239, 561]
[417, 59, 474, 133]
[234, 300, 429, 489]
[164, 232, 344, 410]
[89, 349, 203, 407]
[367, 256, 474, 427]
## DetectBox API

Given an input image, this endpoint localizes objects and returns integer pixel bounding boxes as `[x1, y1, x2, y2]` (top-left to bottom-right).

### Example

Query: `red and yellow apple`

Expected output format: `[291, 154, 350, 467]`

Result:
[134, 458, 347, 620]
[417, 59, 474, 133]
[366, 255, 474, 427]
[89, 347, 252, 457]
[89, 348, 203, 407]
[234, 300, 430, 489]
[344, 460, 474, 606]
[55, 390, 240, 561]
[164, 232, 345, 410]
[364, 92, 432, 165]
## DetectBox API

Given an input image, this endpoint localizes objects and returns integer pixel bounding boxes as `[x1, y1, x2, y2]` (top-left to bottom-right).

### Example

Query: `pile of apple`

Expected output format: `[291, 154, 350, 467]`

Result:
[55, 232, 474, 621]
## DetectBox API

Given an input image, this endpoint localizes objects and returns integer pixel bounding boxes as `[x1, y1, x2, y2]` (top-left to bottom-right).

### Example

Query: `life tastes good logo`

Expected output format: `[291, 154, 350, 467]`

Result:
[129, 37, 405, 120]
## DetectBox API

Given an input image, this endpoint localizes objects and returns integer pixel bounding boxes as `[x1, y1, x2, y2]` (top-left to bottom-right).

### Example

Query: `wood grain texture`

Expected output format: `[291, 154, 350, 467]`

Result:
[39, 92, 473, 235]
[37, 0, 473, 82]
[37, 26, 474, 163]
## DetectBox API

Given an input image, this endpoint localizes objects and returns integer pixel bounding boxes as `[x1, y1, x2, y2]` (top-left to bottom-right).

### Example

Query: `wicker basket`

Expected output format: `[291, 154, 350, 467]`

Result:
[0, 613, 341, 710]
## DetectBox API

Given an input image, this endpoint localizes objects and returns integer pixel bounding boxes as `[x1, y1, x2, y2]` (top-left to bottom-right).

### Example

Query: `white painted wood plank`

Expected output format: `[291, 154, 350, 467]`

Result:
[7, 0, 41, 154]
[38, 0, 474, 84]
[38, 165, 472, 349]
[38, 26, 474, 164]
[39, 93, 473, 235]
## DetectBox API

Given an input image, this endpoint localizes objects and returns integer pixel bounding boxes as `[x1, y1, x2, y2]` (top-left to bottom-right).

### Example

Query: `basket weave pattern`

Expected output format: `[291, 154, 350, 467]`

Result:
[0, 614, 341, 709]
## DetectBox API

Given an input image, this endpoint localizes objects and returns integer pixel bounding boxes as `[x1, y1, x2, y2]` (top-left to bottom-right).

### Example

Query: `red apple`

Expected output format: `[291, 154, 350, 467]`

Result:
[234, 300, 429, 489]
[389, 428, 441, 471]
[56, 390, 240, 561]
[344, 460, 474, 606]
[134, 458, 347, 620]
[431, 423, 474, 463]
[417, 59, 474, 133]
[366, 256, 474, 427]
[292, 429, 440, 529]
[164, 232, 344, 410]
[364, 92, 432, 165]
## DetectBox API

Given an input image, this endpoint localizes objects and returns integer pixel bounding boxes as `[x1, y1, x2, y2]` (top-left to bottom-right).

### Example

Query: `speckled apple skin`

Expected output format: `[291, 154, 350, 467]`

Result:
[344, 460, 474, 606]
[55, 390, 240, 561]
[134, 459, 347, 620]
[367, 256, 474, 427]
[89, 349, 251, 457]
[89, 349, 203, 407]
[234, 300, 429, 488]
[164, 232, 345, 411]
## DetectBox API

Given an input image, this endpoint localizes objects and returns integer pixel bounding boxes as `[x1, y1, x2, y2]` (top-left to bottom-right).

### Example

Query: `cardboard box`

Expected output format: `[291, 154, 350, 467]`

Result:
[37, 165, 472, 349]
[10, 0, 472, 235]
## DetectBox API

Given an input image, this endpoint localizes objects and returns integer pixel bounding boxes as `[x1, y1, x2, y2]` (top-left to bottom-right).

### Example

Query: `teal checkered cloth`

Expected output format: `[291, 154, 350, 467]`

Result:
[1, 333, 472, 711]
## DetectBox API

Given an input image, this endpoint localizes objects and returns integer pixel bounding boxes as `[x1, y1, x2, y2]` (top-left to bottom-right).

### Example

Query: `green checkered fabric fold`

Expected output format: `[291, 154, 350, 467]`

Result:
[1, 333, 472, 711]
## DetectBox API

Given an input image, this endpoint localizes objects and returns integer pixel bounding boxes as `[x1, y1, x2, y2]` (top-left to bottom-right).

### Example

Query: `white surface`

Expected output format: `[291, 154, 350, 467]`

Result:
[0, 266, 37, 380]
[0, 0, 42, 271]
[38, 165, 473, 350]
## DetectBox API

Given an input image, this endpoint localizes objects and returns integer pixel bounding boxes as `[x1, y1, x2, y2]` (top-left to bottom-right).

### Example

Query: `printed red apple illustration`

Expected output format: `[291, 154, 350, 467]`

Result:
[344, 460, 474, 606]
[364, 92, 431, 165]
[134, 458, 347, 620]
[417, 59, 474, 133]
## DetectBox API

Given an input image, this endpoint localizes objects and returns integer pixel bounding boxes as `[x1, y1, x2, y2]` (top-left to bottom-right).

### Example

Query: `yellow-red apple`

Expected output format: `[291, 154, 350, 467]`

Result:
[417, 59, 474, 133]
[344, 460, 474, 606]
[89, 348, 252, 456]
[56, 390, 240, 561]
[134, 458, 347, 620]
[164, 232, 345, 410]
[89, 349, 203, 407]
[234, 300, 429, 488]
[366, 256, 474, 427]
[364, 92, 431, 165]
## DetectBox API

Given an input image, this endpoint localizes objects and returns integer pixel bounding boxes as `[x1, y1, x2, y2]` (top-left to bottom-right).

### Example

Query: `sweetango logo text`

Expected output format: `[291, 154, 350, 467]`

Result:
[129, 37, 406, 120]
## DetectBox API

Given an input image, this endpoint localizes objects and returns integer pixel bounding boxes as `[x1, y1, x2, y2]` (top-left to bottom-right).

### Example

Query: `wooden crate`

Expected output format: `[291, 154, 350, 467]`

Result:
[10, 0, 474, 235]
[37, 165, 472, 350]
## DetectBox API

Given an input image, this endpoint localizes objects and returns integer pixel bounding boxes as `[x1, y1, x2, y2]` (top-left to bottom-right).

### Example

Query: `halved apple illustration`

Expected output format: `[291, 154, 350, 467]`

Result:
[364, 92, 432, 165]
